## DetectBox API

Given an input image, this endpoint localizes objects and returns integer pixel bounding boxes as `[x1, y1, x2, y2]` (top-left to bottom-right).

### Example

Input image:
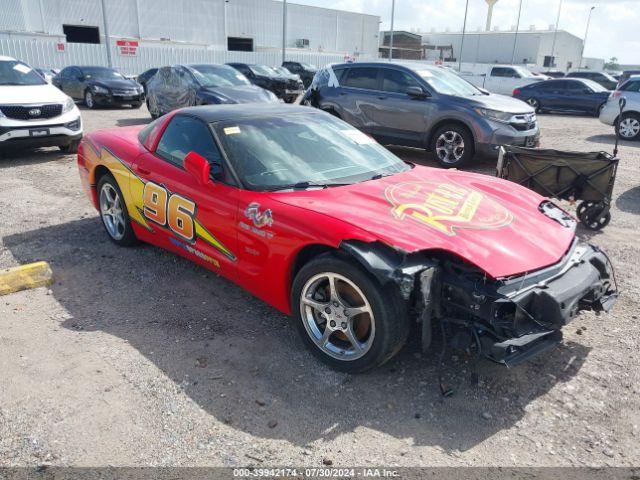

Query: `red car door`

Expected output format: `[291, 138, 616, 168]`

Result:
[131, 114, 240, 279]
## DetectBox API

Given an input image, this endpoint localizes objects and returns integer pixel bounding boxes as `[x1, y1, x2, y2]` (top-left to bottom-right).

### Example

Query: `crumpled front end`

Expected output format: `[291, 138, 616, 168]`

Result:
[341, 239, 618, 367]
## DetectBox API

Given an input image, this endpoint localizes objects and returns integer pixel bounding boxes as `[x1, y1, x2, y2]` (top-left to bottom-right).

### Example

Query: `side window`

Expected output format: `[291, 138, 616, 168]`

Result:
[622, 80, 640, 92]
[156, 116, 224, 179]
[565, 81, 585, 91]
[491, 67, 506, 77]
[342, 67, 379, 90]
[381, 69, 420, 94]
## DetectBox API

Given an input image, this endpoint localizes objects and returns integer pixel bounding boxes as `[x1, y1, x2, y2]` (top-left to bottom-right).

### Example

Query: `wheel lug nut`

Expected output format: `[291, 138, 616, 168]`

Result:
[330, 320, 336, 327]
[324, 307, 331, 314]
[341, 322, 347, 329]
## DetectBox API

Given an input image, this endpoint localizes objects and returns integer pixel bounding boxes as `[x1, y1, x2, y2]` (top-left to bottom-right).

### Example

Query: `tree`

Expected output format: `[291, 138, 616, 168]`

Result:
[604, 57, 620, 70]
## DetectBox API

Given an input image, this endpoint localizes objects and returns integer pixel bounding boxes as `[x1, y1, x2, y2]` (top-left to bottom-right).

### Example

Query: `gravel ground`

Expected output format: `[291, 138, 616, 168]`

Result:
[0, 105, 638, 468]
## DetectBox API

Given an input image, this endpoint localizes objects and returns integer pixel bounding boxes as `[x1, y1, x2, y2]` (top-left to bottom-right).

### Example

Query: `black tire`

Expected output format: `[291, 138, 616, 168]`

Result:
[577, 201, 611, 230]
[526, 97, 541, 113]
[291, 253, 409, 373]
[131, 101, 143, 109]
[595, 103, 605, 118]
[615, 113, 640, 141]
[59, 138, 81, 154]
[96, 173, 138, 246]
[84, 90, 96, 109]
[431, 123, 475, 168]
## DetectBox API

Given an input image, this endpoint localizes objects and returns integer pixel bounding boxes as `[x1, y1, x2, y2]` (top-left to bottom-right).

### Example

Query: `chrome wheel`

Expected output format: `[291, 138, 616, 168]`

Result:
[300, 272, 375, 361]
[435, 130, 465, 164]
[85, 91, 94, 108]
[99, 183, 126, 241]
[619, 117, 640, 139]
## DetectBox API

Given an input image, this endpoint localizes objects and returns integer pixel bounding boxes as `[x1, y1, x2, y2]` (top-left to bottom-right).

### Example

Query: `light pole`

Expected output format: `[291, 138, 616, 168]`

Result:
[578, 6, 595, 71]
[550, 0, 563, 69]
[282, 0, 287, 64]
[99, 0, 113, 68]
[510, 0, 523, 64]
[458, 0, 470, 72]
[389, 0, 395, 61]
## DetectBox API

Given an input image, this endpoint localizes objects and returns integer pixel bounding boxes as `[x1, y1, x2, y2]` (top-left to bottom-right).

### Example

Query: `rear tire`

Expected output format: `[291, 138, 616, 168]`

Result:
[131, 101, 143, 109]
[84, 90, 96, 109]
[97, 174, 138, 247]
[526, 97, 541, 113]
[616, 113, 640, 141]
[291, 253, 409, 373]
[431, 123, 475, 168]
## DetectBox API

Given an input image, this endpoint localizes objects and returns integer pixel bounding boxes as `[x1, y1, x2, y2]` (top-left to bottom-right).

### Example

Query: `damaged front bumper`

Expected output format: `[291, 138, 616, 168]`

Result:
[342, 239, 618, 367]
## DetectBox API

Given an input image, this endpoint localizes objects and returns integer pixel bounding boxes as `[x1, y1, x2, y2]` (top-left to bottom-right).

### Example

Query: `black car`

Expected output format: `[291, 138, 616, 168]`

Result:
[282, 61, 317, 88]
[53, 66, 144, 109]
[565, 71, 618, 90]
[146, 64, 278, 119]
[136, 68, 158, 95]
[226, 63, 304, 103]
[513, 78, 610, 116]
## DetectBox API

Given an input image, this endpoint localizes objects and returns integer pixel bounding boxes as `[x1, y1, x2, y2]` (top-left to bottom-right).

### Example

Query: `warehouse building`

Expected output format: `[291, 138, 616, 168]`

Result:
[0, 0, 380, 73]
[420, 27, 587, 73]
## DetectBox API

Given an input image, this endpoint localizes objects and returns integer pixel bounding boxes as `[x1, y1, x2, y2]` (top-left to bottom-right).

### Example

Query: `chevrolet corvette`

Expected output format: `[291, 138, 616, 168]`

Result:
[77, 104, 617, 372]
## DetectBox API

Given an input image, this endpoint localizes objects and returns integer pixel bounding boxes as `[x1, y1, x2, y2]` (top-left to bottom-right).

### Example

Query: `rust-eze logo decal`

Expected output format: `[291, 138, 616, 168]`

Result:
[385, 181, 513, 236]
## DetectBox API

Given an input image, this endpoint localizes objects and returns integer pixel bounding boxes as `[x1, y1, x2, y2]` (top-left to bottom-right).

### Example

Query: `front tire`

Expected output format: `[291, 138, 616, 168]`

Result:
[616, 113, 640, 141]
[431, 123, 474, 168]
[59, 138, 80, 154]
[84, 90, 96, 109]
[97, 174, 138, 246]
[291, 253, 409, 373]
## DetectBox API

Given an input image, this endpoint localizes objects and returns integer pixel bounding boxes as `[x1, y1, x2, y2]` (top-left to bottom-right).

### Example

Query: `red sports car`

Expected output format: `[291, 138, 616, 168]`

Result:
[77, 104, 617, 372]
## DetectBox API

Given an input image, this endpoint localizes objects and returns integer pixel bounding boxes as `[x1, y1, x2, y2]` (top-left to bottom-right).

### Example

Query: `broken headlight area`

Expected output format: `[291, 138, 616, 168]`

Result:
[425, 241, 617, 366]
[341, 239, 617, 367]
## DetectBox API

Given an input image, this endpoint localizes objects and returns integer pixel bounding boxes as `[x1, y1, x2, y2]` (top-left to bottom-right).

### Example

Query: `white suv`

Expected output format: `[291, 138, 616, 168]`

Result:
[600, 75, 640, 141]
[0, 56, 82, 152]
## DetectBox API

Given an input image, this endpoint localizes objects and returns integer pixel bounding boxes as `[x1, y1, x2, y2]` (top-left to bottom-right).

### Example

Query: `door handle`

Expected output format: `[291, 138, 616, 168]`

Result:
[135, 166, 151, 175]
[339, 91, 348, 96]
[377, 96, 387, 100]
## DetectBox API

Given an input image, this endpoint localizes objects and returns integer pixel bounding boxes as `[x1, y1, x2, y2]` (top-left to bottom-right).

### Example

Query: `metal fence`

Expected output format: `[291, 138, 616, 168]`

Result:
[0, 35, 370, 74]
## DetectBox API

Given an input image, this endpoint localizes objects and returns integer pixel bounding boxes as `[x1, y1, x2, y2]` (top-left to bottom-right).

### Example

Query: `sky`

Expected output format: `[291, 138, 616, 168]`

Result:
[292, 0, 639, 65]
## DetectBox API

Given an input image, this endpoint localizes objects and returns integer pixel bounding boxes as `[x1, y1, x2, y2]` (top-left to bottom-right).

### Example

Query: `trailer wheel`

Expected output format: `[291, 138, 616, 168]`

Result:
[577, 201, 611, 230]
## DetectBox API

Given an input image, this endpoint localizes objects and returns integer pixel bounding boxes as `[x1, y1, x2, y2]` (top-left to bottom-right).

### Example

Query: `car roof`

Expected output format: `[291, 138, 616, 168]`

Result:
[178, 104, 319, 123]
[329, 60, 446, 74]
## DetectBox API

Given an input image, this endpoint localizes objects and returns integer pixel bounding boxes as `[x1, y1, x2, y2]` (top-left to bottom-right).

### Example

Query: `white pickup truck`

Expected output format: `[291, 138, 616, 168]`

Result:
[460, 65, 545, 96]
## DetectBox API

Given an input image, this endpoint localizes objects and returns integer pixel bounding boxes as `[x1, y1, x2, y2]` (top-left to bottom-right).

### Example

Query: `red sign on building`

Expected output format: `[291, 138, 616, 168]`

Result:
[56, 43, 65, 52]
[116, 40, 139, 56]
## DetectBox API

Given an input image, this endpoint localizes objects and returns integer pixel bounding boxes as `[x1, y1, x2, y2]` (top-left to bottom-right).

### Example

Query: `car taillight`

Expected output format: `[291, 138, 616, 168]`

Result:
[513, 88, 521, 96]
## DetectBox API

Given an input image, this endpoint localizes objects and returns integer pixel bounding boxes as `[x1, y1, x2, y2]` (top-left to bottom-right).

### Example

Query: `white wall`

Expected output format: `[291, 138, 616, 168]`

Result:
[1, 0, 379, 56]
[0, 33, 360, 74]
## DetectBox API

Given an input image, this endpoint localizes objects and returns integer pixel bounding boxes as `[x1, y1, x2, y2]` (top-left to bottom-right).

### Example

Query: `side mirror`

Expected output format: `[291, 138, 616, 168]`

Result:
[184, 151, 211, 186]
[407, 86, 429, 99]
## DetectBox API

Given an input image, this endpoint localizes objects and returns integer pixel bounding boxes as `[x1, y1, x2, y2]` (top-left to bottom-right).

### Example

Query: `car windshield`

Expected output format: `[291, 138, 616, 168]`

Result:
[513, 66, 537, 78]
[0, 60, 46, 86]
[582, 79, 608, 92]
[191, 65, 250, 87]
[274, 67, 292, 76]
[250, 65, 275, 77]
[213, 113, 410, 191]
[82, 67, 125, 80]
[415, 68, 481, 96]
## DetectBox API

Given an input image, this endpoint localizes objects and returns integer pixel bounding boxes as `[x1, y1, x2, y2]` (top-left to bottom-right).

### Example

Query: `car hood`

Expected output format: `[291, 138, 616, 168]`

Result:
[201, 85, 275, 103]
[88, 79, 139, 90]
[462, 92, 535, 113]
[270, 166, 575, 278]
[0, 83, 69, 104]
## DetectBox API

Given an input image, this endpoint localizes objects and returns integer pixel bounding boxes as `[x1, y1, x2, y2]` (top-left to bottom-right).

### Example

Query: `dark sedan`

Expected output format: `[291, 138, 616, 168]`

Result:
[53, 66, 144, 109]
[282, 61, 317, 88]
[145, 64, 278, 119]
[226, 63, 304, 102]
[513, 79, 610, 116]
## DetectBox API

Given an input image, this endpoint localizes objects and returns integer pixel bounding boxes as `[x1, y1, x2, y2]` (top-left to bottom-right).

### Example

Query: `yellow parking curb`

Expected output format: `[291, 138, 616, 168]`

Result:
[0, 261, 53, 296]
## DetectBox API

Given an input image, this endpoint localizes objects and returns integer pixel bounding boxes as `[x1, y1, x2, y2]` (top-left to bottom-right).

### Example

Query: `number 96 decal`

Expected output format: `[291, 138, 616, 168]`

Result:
[142, 182, 196, 242]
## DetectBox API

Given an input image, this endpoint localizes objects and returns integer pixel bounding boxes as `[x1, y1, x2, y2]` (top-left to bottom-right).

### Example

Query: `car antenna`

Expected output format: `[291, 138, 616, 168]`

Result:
[613, 97, 626, 158]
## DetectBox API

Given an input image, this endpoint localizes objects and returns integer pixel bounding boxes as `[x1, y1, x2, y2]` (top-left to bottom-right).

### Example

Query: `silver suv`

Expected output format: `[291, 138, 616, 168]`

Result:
[302, 61, 539, 168]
